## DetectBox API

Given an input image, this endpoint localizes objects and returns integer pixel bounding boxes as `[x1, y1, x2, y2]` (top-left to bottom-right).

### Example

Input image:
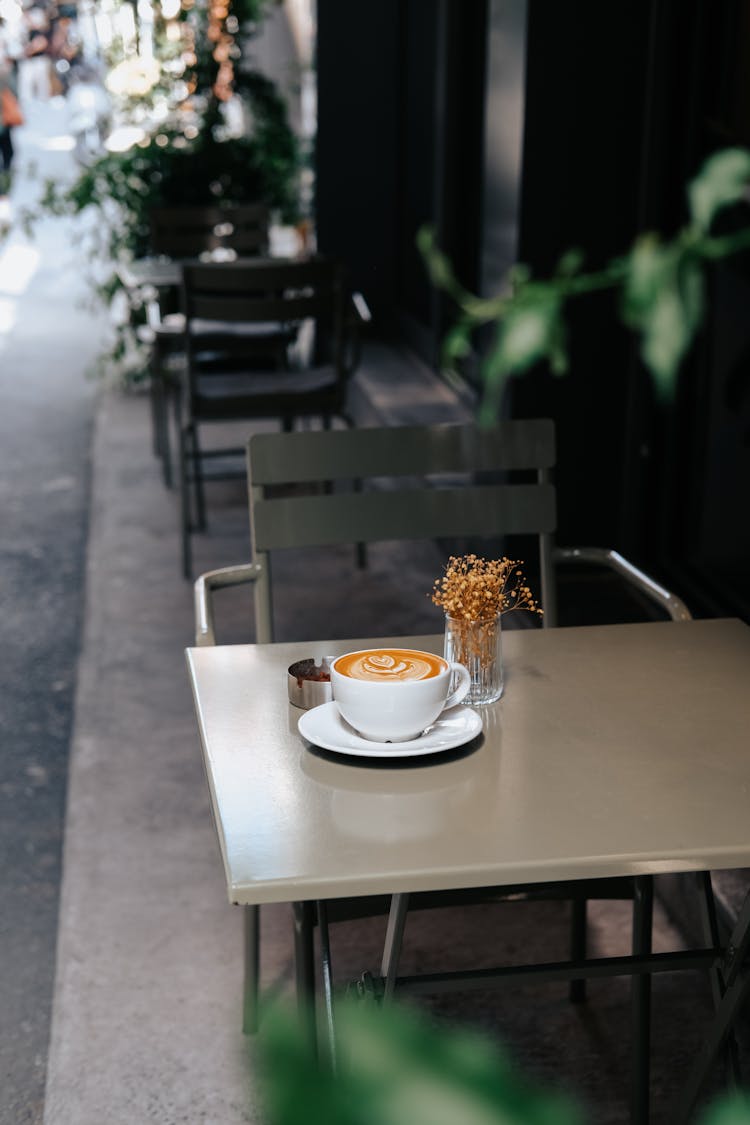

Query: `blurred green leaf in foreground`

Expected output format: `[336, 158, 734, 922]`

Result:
[259, 998, 750, 1125]
[259, 999, 582, 1125]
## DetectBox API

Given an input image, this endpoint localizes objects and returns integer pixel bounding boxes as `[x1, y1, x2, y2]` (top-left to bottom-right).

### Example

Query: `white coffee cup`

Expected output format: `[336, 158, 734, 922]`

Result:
[331, 647, 471, 742]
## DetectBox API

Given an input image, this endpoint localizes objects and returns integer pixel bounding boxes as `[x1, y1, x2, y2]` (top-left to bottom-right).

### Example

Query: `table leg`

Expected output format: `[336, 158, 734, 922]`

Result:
[631, 875, 653, 1125]
[674, 887, 750, 1121]
[242, 904, 260, 1034]
[293, 901, 317, 1048]
[569, 897, 587, 1002]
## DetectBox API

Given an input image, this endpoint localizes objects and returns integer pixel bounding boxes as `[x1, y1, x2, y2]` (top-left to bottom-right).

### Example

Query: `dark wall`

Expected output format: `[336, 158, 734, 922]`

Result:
[511, 1, 652, 552]
[315, 0, 750, 619]
[315, 0, 486, 343]
[315, 0, 401, 321]
[512, 0, 750, 622]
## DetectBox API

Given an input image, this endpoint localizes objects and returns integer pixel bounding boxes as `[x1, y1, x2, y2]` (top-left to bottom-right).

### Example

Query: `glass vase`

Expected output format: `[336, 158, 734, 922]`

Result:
[443, 612, 504, 705]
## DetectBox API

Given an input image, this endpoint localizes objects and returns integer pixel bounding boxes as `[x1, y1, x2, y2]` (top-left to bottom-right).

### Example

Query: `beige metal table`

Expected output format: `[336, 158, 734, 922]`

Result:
[186, 617, 750, 1120]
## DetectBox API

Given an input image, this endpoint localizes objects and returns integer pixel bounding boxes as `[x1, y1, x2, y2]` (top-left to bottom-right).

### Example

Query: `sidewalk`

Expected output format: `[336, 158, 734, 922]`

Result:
[0, 97, 107, 1125]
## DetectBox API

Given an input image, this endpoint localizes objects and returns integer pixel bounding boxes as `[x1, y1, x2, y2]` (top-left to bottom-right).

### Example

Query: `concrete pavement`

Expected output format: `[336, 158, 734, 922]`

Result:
[0, 96, 107, 1125]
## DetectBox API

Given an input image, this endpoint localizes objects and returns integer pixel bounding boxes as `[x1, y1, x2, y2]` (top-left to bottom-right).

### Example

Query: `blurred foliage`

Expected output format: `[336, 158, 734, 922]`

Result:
[703, 1096, 750, 1125]
[421, 148, 750, 423]
[259, 1000, 582, 1125]
[259, 998, 750, 1125]
[21, 0, 299, 386]
[36, 103, 297, 261]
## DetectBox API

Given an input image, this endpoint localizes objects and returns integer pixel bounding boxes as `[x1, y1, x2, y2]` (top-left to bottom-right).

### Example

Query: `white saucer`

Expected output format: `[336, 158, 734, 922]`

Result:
[297, 701, 483, 758]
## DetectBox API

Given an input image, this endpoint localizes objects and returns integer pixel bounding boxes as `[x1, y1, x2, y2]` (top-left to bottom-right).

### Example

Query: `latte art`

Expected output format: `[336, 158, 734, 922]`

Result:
[335, 649, 445, 682]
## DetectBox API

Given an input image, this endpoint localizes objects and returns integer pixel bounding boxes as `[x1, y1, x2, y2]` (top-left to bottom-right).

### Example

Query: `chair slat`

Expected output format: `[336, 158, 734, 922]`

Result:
[185, 292, 331, 323]
[252, 483, 556, 551]
[182, 258, 337, 293]
[150, 205, 270, 257]
[248, 421, 555, 484]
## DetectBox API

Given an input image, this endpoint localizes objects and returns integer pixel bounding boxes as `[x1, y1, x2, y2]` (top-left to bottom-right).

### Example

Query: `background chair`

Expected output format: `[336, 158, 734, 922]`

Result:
[178, 256, 368, 579]
[135, 204, 272, 489]
[148, 204, 270, 259]
[192, 418, 695, 1095]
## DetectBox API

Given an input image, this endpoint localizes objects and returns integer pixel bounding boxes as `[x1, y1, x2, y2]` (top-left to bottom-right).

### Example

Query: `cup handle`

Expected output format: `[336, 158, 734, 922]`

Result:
[444, 662, 471, 709]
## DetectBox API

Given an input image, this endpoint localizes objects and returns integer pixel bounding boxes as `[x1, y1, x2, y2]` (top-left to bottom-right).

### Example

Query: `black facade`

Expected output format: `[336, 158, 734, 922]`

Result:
[315, 0, 750, 621]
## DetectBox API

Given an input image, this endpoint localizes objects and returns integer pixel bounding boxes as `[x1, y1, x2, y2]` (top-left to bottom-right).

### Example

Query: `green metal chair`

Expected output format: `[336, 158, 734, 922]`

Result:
[148, 204, 270, 259]
[193, 420, 693, 1096]
[132, 203, 275, 490]
[178, 256, 368, 580]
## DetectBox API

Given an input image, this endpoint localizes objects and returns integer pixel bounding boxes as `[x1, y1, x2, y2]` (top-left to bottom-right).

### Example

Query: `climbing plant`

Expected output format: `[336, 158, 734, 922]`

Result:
[24, 0, 300, 385]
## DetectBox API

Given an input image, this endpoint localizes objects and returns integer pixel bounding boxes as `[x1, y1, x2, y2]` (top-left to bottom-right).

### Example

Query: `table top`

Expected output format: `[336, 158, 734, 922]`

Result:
[117, 230, 306, 292]
[118, 257, 180, 290]
[186, 619, 750, 907]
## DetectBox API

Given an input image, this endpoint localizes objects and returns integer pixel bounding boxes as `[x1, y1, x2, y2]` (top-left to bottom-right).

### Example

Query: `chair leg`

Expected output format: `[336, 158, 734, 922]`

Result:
[149, 365, 161, 459]
[178, 420, 192, 581]
[569, 897, 587, 1002]
[242, 904, 260, 1034]
[190, 424, 207, 532]
[630, 875, 653, 1125]
[158, 369, 174, 490]
[696, 871, 742, 1085]
[381, 893, 410, 1001]
[317, 901, 338, 1071]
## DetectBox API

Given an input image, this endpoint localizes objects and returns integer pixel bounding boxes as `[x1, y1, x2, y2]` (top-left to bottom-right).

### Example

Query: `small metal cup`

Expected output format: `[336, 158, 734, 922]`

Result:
[287, 657, 334, 710]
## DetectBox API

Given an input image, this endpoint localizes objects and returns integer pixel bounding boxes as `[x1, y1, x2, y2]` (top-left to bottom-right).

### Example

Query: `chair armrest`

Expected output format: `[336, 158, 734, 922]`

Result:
[342, 291, 372, 378]
[351, 291, 372, 325]
[554, 547, 693, 622]
[194, 563, 262, 646]
[144, 288, 164, 330]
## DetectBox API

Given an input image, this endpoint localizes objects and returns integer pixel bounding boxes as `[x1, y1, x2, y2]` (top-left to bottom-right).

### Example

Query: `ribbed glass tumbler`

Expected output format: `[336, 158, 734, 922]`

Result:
[443, 612, 504, 705]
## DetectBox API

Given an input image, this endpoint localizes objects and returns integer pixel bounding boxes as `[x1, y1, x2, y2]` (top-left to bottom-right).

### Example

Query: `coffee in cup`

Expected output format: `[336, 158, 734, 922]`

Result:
[331, 647, 471, 742]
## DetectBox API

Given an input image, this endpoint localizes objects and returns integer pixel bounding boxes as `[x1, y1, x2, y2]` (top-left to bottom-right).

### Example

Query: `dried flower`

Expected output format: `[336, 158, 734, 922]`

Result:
[431, 554, 542, 622]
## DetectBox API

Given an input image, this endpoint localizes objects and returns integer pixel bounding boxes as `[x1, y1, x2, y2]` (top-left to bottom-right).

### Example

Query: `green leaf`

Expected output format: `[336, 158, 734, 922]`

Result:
[700, 1094, 750, 1125]
[442, 323, 473, 365]
[476, 290, 566, 423]
[687, 147, 750, 234]
[497, 292, 563, 372]
[555, 248, 584, 277]
[547, 311, 569, 376]
[639, 255, 705, 398]
[259, 1000, 583, 1125]
[620, 234, 672, 330]
[508, 263, 532, 288]
[418, 227, 461, 294]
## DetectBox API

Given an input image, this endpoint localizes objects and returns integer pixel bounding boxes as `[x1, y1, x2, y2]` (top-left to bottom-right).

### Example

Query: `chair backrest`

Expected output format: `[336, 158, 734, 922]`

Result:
[246, 420, 557, 642]
[180, 256, 347, 371]
[181, 256, 344, 324]
[149, 204, 270, 259]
